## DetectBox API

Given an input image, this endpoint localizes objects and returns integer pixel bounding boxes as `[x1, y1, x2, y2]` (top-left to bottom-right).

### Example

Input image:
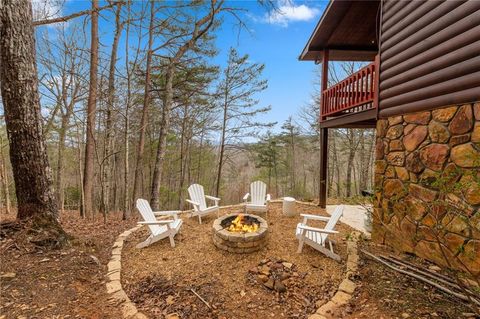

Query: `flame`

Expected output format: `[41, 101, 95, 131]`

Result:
[227, 214, 259, 233]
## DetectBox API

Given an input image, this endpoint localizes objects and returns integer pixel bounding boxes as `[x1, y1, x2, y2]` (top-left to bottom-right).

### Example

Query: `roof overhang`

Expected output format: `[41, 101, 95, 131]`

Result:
[299, 0, 380, 62]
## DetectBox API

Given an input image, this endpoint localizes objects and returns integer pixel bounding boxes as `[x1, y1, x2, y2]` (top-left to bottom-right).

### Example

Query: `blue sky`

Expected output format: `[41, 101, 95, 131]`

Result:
[34, 0, 327, 132]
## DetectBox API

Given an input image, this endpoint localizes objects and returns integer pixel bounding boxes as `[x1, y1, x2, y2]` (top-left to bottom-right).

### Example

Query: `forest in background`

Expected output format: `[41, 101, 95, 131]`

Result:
[0, 0, 375, 221]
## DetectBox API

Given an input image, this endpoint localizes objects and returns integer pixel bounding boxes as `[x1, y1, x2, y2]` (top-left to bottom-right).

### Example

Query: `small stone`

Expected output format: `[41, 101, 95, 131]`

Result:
[376, 139, 386, 159]
[165, 313, 180, 319]
[428, 121, 450, 143]
[383, 179, 405, 198]
[106, 280, 122, 294]
[282, 262, 293, 269]
[388, 115, 403, 126]
[404, 111, 431, 125]
[395, 167, 409, 181]
[432, 106, 458, 122]
[264, 278, 275, 290]
[449, 134, 470, 147]
[404, 123, 416, 135]
[316, 301, 337, 315]
[403, 125, 428, 151]
[449, 104, 473, 135]
[338, 279, 356, 294]
[377, 120, 389, 138]
[472, 122, 480, 143]
[386, 124, 404, 139]
[166, 295, 175, 304]
[409, 184, 437, 202]
[274, 280, 287, 293]
[90, 255, 101, 266]
[451, 143, 480, 167]
[315, 299, 327, 308]
[107, 260, 121, 272]
[401, 313, 410, 318]
[460, 175, 480, 205]
[240, 290, 246, 297]
[389, 139, 404, 151]
[406, 151, 424, 173]
[385, 165, 396, 178]
[123, 302, 138, 318]
[420, 144, 449, 171]
[257, 274, 269, 283]
[331, 291, 351, 305]
[259, 265, 270, 276]
[387, 152, 405, 166]
[474, 103, 480, 120]
[308, 314, 327, 319]
[0, 272, 16, 280]
[375, 160, 387, 174]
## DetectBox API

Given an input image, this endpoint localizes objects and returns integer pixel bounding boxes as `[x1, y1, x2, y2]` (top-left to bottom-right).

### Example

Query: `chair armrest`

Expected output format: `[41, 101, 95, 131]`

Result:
[153, 210, 181, 216]
[138, 220, 174, 225]
[243, 193, 250, 201]
[186, 199, 200, 208]
[266, 194, 271, 202]
[300, 214, 331, 222]
[205, 195, 220, 206]
[297, 224, 339, 234]
[153, 210, 181, 220]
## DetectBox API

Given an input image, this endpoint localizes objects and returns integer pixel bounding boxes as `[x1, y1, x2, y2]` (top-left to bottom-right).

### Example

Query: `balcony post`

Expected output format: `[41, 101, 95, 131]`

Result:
[319, 50, 329, 208]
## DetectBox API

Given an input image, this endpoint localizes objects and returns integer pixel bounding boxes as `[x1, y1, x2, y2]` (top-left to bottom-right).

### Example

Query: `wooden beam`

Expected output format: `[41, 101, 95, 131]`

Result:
[319, 50, 329, 208]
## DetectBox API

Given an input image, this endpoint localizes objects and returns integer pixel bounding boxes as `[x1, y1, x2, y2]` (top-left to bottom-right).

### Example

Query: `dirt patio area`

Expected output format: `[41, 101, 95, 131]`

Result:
[122, 202, 352, 319]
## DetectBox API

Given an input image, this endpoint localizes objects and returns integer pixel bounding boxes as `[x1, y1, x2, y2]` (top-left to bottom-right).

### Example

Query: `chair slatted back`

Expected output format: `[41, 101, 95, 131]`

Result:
[137, 199, 161, 234]
[250, 181, 267, 205]
[321, 205, 344, 242]
[188, 184, 207, 211]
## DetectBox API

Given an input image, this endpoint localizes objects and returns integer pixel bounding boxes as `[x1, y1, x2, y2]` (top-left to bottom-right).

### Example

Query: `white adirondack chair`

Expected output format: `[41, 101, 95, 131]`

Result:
[296, 205, 344, 261]
[186, 184, 220, 224]
[243, 181, 271, 216]
[136, 199, 183, 249]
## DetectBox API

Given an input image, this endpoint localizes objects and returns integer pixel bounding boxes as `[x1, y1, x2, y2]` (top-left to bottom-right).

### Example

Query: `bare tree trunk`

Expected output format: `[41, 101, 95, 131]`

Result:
[122, 0, 134, 220]
[346, 129, 357, 197]
[0, 0, 66, 242]
[151, 64, 175, 210]
[216, 92, 228, 197]
[0, 135, 11, 214]
[100, 1, 123, 219]
[331, 130, 341, 197]
[56, 104, 73, 213]
[132, 0, 154, 204]
[76, 124, 85, 217]
[82, 0, 99, 219]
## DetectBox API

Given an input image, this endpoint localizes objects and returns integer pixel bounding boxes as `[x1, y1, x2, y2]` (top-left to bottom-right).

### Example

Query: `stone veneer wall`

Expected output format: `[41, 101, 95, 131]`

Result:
[372, 103, 480, 277]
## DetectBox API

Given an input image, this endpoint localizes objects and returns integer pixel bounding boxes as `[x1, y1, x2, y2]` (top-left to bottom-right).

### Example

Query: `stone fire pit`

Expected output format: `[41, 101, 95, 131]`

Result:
[212, 214, 268, 253]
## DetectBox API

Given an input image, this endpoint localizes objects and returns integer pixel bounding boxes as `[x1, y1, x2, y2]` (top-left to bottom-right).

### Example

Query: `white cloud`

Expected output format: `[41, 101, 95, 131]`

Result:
[264, 1, 320, 27]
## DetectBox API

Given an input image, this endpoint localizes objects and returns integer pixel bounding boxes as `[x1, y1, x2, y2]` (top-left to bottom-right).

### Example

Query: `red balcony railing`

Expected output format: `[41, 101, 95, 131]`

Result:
[321, 60, 377, 121]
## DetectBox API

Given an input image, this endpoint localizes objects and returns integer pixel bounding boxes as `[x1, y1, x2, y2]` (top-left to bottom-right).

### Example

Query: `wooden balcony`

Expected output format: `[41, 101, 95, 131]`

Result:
[320, 58, 378, 125]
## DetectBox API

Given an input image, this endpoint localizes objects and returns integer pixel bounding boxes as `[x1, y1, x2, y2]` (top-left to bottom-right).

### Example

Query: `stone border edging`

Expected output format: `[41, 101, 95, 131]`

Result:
[308, 231, 361, 319]
[106, 225, 147, 319]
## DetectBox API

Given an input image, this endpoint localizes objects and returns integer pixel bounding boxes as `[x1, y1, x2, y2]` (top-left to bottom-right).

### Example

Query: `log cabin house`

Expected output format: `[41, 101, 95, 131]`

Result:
[300, 0, 480, 275]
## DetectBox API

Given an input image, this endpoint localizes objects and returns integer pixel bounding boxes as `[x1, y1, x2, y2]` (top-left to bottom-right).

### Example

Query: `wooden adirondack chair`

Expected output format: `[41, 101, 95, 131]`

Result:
[186, 184, 220, 224]
[136, 199, 183, 249]
[243, 181, 271, 216]
[296, 205, 344, 261]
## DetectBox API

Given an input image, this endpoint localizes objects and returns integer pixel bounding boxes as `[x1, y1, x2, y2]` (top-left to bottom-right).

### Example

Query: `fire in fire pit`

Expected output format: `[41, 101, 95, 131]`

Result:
[223, 214, 259, 233]
[213, 214, 268, 253]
